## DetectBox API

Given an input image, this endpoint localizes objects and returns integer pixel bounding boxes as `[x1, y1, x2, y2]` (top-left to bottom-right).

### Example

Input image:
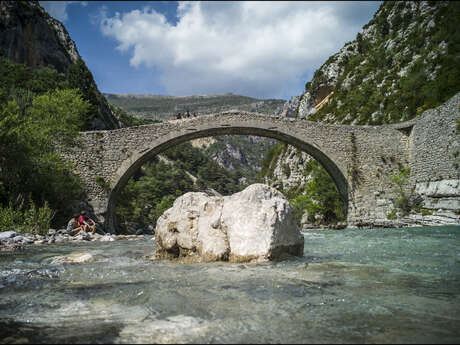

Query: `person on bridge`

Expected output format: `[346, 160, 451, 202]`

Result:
[78, 210, 96, 234]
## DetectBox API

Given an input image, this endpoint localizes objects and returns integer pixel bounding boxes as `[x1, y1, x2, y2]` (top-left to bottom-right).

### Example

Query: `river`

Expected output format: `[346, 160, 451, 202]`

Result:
[1, 225, 459, 343]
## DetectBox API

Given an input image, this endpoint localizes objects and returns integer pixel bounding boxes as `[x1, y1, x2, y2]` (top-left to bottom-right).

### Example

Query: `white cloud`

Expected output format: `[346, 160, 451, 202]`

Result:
[99, 1, 380, 98]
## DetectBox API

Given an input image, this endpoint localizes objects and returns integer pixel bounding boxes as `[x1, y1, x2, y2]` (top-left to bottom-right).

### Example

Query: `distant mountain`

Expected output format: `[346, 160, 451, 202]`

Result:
[104, 93, 286, 122]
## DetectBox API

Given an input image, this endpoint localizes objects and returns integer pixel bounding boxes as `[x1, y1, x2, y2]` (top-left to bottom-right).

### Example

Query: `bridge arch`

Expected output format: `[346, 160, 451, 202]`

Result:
[64, 112, 412, 232]
[104, 122, 349, 232]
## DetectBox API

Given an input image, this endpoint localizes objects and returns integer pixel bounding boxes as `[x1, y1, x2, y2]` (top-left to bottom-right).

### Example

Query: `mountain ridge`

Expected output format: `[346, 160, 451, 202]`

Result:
[104, 92, 286, 123]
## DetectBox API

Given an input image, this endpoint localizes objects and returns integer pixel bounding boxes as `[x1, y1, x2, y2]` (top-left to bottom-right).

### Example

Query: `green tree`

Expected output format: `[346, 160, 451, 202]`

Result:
[0, 89, 89, 229]
[290, 160, 345, 226]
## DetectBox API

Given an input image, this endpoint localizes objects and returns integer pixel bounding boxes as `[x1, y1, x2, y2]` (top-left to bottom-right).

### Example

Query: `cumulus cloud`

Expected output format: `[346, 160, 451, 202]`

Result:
[99, 1, 380, 98]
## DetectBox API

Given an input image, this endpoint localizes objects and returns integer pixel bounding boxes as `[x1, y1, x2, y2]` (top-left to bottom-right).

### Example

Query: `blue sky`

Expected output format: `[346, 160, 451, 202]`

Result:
[40, 1, 381, 100]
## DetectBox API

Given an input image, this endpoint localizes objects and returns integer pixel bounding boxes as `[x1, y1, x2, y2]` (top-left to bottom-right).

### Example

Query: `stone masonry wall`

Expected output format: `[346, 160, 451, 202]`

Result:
[407, 92, 460, 225]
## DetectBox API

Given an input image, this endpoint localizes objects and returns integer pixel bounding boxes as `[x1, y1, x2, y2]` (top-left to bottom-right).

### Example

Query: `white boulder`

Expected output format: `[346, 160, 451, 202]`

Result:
[155, 184, 304, 262]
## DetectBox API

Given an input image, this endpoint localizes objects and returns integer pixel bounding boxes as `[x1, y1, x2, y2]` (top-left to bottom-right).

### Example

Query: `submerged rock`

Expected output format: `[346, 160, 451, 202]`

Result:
[51, 253, 94, 264]
[0, 243, 24, 252]
[154, 184, 304, 263]
[100, 234, 115, 242]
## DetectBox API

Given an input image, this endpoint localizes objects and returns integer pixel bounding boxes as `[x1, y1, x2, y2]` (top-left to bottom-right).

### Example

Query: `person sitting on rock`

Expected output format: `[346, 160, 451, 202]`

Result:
[66, 213, 85, 235]
[78, 210, 96, 234]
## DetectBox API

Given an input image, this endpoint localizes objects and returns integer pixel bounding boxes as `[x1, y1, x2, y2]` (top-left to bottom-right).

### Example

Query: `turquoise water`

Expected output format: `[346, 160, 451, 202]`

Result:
[0, 226, 459, 343]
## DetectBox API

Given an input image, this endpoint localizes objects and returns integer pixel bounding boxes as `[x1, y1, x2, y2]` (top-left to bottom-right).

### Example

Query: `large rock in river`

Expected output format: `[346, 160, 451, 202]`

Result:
[155, 184, 304, 262]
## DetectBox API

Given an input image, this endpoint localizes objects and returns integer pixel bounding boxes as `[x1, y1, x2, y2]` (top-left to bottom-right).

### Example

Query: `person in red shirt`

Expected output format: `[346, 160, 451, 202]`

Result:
[67, 213, 85, 235]
[78, 210, 96, 234]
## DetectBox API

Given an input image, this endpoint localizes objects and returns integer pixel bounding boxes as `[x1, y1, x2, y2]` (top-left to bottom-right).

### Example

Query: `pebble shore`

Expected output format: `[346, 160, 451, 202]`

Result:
[0, 229, 149, 252]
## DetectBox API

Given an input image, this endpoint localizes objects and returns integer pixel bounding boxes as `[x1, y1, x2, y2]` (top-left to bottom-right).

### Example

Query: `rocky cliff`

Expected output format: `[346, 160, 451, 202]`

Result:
[298, 1, 459, 123]
[264, 1, 460, 227]
[198, 136, 277, 181]
[0, 0, 120, 130]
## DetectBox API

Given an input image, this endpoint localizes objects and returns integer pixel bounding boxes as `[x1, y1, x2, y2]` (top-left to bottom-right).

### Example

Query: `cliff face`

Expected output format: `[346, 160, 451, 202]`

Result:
[0, 0, 120, 130]
[264, 1, 460, 227]
[204, 136, 276, 176]
[262, 145, 311, 192]
[297, 1, 459, 124]
[274, 96, 300, 118]
[0, 1, 77, 71]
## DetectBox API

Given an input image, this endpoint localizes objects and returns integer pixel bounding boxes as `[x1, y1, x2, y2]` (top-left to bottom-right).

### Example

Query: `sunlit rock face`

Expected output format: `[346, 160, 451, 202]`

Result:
[154, 184, 304, 263]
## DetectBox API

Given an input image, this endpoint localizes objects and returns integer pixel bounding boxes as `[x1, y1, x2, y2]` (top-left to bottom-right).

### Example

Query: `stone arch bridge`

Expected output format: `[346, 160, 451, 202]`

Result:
[61, 100, 459, 232]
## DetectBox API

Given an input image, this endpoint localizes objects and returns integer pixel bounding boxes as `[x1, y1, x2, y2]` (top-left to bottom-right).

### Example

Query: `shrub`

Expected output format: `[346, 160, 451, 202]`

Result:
[421, 209, 433, 216]
[0, 202, 24, 232]
[386, 208, 397, 220]
[96, 176, 111, 191]
[289, 160, 346, 226]
[388, 167, 414, 216]
[0, 200, 54, 235]
[23, 200, 54, 235]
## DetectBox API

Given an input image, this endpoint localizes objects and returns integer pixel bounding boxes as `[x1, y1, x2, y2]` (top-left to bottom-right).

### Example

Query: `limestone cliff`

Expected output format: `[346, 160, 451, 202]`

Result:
[274, 95, 300, 118]
[0, 0, 121, 130]
[297, 1, 458, 124]
[262, 144, 311, 192]
[201, 136, 277, 181]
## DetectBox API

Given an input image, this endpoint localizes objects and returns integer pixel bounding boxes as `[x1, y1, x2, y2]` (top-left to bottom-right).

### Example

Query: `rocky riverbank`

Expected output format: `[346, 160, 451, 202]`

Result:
[0, 229, 148, 252]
